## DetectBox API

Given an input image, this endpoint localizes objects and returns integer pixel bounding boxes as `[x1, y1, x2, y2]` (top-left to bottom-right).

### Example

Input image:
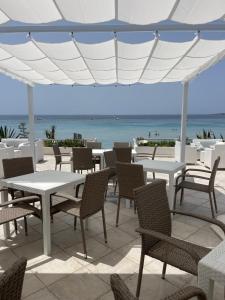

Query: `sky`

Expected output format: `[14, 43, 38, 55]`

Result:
[0, 26, 225, 115]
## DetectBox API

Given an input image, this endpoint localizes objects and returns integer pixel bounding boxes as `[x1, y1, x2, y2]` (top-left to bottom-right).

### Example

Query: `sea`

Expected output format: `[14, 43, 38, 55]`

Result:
[0, 114, 225, 148]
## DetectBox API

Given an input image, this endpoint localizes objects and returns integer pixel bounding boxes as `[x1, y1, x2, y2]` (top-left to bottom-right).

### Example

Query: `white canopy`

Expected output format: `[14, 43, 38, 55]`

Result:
[1, 37, 225, 86]
[0, 0, 225, 25]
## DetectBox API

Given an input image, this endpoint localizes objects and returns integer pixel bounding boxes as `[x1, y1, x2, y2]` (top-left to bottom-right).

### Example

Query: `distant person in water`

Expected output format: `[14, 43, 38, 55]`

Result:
[148, 131, 151, 138]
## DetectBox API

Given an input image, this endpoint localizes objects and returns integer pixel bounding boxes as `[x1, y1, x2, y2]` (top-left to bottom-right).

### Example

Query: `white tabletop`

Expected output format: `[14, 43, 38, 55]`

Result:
[0, 170, 85, 195]
[134, 159, 185, 173]
[92, 149, 136, 155]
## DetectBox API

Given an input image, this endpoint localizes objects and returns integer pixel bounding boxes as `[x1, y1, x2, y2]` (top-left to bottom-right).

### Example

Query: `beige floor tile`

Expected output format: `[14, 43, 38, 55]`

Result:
[49, 269, 110, 300]
[98, 290, 114, 300]
[23, 288, 58, 300]
[13, 239, 61, 268]
[186, 228, 221, 248]
[172, 220, 198, 239]
[95, 227, 135, 250]
[0, 248, 19, 273]
[31, 251, 83, 286]
[32, 219, 71, 234]
[118, 218, 140, 238]
[22, 273, 45, 298]
[65, 238, 112, 266]
[52, 227, 83, 249]
[86, 251, 139, 285]
[124, 273, 177, 300]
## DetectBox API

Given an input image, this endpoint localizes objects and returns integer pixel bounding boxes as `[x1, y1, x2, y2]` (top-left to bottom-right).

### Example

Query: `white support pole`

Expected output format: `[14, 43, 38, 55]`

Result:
[27, 85, 36, 167]
[180, 81, 189, 162]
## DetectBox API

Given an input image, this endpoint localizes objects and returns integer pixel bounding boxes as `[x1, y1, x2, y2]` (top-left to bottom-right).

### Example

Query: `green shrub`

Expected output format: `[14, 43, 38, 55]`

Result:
[138, 140, 175, 147]
[44, 139, 84, 147]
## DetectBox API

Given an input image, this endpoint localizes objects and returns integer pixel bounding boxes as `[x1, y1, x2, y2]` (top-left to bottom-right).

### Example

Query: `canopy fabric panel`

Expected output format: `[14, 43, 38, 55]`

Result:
[0, 38, 225, 86]
[0, 0, 225, 25]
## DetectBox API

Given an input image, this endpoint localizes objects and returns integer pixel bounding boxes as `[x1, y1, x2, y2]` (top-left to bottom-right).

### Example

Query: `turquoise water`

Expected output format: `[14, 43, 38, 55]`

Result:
[0, 114, 225, 148]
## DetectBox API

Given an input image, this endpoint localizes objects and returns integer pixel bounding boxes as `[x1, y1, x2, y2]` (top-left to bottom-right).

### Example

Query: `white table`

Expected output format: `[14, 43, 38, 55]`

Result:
[0, 170, 85, 256]
[198, 239, 225, 299]
[134, 159, 185, 208]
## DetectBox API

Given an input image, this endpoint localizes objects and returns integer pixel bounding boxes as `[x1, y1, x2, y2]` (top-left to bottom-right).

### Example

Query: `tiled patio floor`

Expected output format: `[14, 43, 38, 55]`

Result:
[0, 155, 225, 299]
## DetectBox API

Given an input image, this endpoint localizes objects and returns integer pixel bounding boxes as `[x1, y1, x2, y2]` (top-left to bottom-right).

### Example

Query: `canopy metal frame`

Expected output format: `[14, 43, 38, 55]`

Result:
[6, 22, 223, 164]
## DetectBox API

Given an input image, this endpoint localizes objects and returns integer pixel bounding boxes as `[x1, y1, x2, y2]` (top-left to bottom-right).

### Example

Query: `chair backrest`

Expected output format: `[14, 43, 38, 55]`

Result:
[86, 141, 102, 149]
[113, 142, 130, 148]
[80, 168, 110, 218]
[152, 144, 158, 160]
[134, 180, 171, 253]
[52, 144, 62, 164]
[104, 150, 116, 168]
[114, 147, 132, 163]
[110, 274, 137, 300]
[0, 257, 27, 300]
[209, 156, 220, 190]
[3, 157, 34, 178]
[116, 162, 145, 199]
[110, 274, 207, 300]
[72, 147, 93, 171]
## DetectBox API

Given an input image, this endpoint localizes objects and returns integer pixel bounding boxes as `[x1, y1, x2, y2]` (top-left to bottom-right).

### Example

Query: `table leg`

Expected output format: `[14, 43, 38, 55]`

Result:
[1, 189, 10, 238]
[42, 193, 51, 256]
[168, 173, 175, 209]
[198, 273, 214, 300]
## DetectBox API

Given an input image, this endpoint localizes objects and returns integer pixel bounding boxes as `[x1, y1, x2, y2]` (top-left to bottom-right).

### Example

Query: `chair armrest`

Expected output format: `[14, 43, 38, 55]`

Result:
[136, 227, 200, 263]
[184, 168, 211, 174]
[163, 286, 206, 300]
[52, 192, 81, 203]
[171, 210, 225, 234]
[0, 196, 40, 207]
[183, 174, 210, 181]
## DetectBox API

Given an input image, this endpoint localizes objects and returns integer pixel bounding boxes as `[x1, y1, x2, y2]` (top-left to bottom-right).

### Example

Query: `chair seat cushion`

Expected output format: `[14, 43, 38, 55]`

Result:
[148, 239, 210, 275]
[178, 181, 209, 193]
[52, 199, 81, 217]
[0, 204, 38, 225]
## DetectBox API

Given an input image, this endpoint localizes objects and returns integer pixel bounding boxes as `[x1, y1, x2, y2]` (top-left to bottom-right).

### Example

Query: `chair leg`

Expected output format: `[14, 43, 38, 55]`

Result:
[180, 188, 184, 205]
[116, 196, 121, 227]
[152, 172, 155, 180]
[212, 189, 218, 213]
[101, 207, 107, 243]
[136, 250, 145, 298]
[173, 188, 178, 213]
[24, 216, 28, 236]
[55, 163, 57, 170]
[59, 163, 62, 171]
[209, 192, 215, 218]
[14, 219, 18, 235]
[161, 262, 167, 279]
[74, 217, 77, 230]
[80, 219, 87, 259]
[114, 180, 117, 195]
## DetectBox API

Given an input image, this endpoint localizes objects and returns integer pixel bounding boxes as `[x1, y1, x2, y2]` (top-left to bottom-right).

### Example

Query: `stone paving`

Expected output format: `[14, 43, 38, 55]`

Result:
[0, 155, 225, 299]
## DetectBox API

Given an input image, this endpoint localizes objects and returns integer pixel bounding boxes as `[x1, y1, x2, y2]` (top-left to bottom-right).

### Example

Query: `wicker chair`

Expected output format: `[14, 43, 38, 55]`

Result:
[51, 169, 110, 258]
[0, 257, 27, 300]
[135, 144, 158, 179]
[72, 147, 94, 173]
[86, 142, 102, 170]
[2, 157, 42, 227]
[113, 142, 130, 148]
[0, 193, 40, 236]
[53, 144, 71, 170]
[134, 179, 225, 298]
[104, 150, 117, 193]
[116, 162, 145, 227]
[114, 147, 132, 163]
[174, 156, 220, 218]
[110, 274, 206, 300]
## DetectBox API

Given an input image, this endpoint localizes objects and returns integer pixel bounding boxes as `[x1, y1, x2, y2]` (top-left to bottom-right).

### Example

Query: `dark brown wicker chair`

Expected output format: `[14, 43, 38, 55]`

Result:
[174, 156, 220, 218]
[53, 144, 71, 170]
[134, 179, 225, 298]
[72, 147, 94, 173]
[2, 157, 41, 228]
[0, 193, 40, 236]
[135, 144, 158, 179]
[116, 162, 145, 227]
[86, 142, 102, 170]
[51, 169, 110, 258]
[110, 274, 207, 300]
[0, 257, 27, 300]
[113, 142, 130, 148]
[104, 151, 117, 194]
[114, 147, 132, 163]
